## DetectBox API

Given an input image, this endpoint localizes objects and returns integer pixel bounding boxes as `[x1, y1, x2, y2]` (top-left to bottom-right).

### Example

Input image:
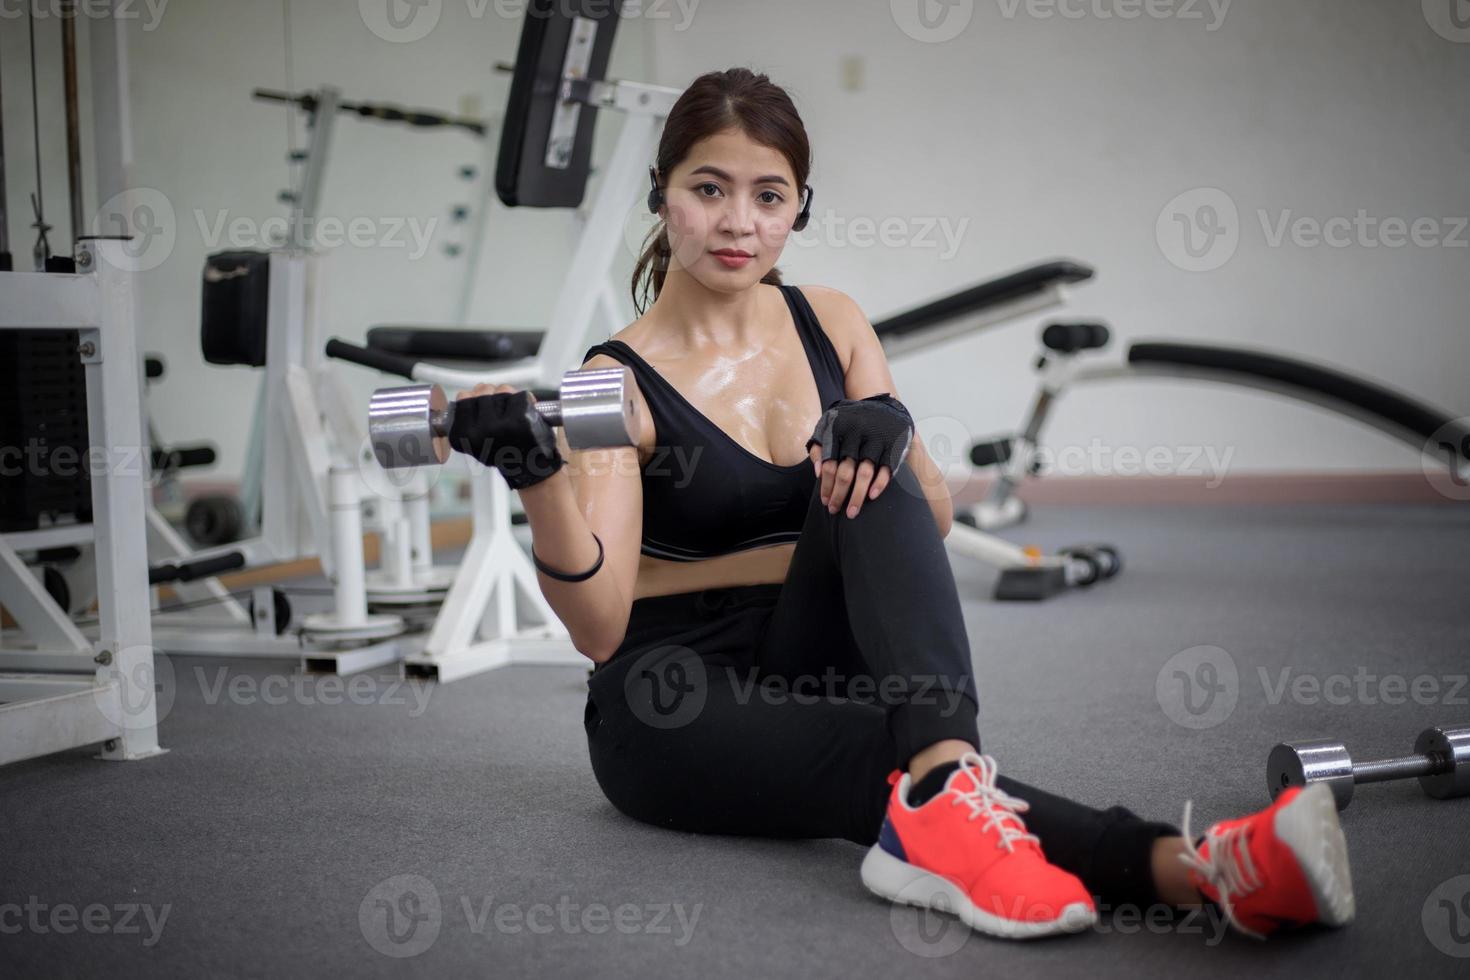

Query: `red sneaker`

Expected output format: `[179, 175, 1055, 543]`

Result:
[1179, 782, 1355, 939]
[861, 752, 1096, 940]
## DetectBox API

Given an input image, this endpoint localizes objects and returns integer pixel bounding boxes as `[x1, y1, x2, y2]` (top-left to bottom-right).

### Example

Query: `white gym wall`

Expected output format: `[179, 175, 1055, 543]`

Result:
[4, 0, 1466, 482]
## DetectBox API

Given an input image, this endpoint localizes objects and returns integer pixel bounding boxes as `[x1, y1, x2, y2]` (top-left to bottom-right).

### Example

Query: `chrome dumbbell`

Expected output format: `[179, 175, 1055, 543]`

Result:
[368, 366, 638, 469]
[1267, 724, 1470, 811]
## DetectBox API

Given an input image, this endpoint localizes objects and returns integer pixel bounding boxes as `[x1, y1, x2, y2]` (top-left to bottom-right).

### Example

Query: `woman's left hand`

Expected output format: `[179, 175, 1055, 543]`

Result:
[810, 449, 893, 518]
[806, 392, 913, 519]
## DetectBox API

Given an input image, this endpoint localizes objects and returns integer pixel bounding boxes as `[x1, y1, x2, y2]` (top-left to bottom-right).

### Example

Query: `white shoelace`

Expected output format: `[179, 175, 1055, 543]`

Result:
[943, 753, 1040, 853]
[1176, 800, 1266, 940]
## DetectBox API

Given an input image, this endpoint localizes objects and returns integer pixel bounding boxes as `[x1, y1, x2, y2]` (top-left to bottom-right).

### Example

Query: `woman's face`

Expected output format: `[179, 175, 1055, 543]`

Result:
[659, 127, 803, 293]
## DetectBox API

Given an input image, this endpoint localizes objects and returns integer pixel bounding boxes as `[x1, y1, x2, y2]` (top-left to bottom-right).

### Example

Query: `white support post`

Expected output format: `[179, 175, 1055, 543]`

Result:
[296, 468, 403, 661]
[328, 469, 368, 627]
[374, 494, 415, 589]
[282, 365, 336, 575]
[405, 472, 433, 578]
[83, 241, 164, 760]
[260, 252, 308, 559]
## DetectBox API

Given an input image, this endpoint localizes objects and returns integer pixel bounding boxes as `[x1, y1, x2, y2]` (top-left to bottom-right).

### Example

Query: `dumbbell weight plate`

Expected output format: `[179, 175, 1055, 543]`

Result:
[371, 384, 450, 468]
[1058, 548, 1102, 587]
[1062, 543, 1123, 579]
[1094, 545, 1122, 578]
[556, 366, 639, 450]
[1415, 725, 1470, 801]
[1268, 739, 1355, 810]
[185, 494, 246, 546]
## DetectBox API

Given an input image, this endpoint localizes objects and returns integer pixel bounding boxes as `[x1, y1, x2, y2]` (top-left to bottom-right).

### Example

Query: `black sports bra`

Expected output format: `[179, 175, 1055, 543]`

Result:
[581, 284, 847, 562]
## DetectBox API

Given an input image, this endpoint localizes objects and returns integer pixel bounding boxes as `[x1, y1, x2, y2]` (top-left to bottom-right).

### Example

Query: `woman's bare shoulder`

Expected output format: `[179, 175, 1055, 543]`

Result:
[581, 312, 651, 369]
[793, 283, 865, 323]
[783, 283, 867, 368]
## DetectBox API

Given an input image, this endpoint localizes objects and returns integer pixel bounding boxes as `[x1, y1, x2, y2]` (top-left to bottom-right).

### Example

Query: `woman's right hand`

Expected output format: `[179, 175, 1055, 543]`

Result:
[448, 384, 565, 490]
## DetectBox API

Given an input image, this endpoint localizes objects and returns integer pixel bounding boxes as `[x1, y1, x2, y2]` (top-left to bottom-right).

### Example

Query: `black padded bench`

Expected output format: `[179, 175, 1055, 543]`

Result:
[873, 260, 1094, 340]
[365, 326, 544, 365]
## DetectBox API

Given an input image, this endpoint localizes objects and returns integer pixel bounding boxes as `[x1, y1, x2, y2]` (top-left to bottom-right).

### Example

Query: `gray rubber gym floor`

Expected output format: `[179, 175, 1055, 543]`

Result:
[4, 503, 1469, 978]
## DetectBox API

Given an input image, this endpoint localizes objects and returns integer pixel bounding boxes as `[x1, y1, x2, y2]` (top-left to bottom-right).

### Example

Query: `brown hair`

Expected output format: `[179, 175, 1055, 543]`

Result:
[631, 67, 811, 315]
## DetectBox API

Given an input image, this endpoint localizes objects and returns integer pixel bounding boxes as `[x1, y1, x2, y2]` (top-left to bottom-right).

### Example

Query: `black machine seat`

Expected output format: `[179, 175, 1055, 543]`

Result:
[872, 260, 1094, 340]
[365, 326, 545, 365]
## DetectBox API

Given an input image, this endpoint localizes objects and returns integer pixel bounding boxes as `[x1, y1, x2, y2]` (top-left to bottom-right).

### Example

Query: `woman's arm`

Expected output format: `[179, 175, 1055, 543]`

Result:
[802, 286, 955, 536]
[511, 354, 646, 663]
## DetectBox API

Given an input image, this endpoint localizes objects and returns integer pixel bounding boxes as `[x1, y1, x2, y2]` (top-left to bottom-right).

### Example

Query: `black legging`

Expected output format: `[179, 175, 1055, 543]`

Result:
[584, 460, 1179, 908]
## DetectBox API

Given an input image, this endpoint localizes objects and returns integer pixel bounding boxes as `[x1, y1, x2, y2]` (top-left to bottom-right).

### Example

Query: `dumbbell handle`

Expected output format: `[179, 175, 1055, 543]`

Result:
[425, 395, 568, 436]
[1352, 751, 1452, 784]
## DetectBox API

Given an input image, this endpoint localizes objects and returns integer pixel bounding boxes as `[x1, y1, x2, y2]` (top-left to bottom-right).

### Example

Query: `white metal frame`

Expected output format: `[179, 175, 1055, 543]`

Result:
[0, 241, 166, 766]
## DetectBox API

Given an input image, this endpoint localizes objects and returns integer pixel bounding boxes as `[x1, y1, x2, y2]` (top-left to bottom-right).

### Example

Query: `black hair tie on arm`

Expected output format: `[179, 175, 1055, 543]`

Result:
[532, 533, 605, 583]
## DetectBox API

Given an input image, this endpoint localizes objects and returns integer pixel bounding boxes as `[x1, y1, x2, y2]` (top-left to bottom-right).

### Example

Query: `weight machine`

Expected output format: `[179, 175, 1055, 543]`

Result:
[141, 85, 492, 673]
[327, 0, 684, 680]
[0, 6, 163, 766]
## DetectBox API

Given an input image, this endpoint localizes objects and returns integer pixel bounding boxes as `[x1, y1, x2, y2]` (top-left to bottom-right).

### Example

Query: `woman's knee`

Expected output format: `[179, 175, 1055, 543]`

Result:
[810, 457, 933, 531]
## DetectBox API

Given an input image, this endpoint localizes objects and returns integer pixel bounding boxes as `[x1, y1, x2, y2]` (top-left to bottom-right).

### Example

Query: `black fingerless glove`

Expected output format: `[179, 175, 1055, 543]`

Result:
[447, 391, 565, 491]
[805, 392, 915, 473]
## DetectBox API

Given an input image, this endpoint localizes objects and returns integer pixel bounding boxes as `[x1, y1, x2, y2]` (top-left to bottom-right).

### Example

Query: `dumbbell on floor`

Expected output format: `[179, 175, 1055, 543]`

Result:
[1267, 724, 1470, 811]
[1057, 544, 1123, 586]
[369, 366, 638, 469]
